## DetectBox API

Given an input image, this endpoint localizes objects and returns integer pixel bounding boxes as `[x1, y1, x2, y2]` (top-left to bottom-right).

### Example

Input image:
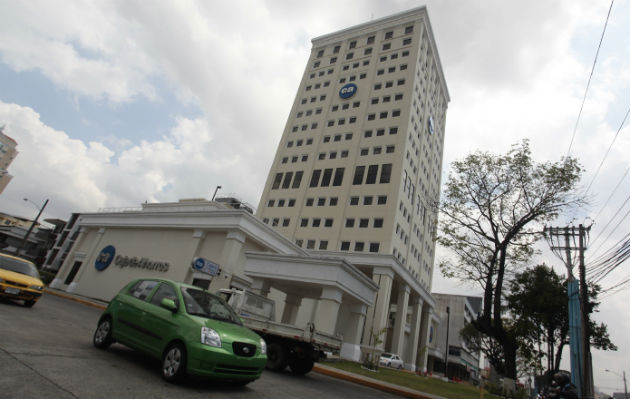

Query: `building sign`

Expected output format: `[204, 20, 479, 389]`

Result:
[192, 257, 220, 276]
[94, 245, 169, 272]
[339, 83, 357, 99]
[95, 245, 116, 271]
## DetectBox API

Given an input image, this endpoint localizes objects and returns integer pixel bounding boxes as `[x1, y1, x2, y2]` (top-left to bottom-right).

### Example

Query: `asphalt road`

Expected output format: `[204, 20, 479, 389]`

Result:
[0, 293, 400, 398]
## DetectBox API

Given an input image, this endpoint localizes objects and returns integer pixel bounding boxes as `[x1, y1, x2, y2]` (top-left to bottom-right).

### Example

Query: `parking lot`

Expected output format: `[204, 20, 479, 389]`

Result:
[0, 293, 400, 398]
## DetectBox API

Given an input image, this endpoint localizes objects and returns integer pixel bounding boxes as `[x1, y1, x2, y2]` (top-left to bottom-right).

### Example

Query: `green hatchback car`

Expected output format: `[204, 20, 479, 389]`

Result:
[93, 278, 267, 384]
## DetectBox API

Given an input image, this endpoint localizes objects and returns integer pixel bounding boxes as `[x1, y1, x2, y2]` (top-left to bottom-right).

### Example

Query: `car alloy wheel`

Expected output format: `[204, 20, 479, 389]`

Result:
[162, 343, 187, 382]
[93, 318, 113, 349]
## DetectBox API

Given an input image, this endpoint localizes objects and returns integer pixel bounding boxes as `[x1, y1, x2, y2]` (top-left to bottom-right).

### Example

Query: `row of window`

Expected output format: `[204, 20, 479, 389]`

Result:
[294, 238, 380, 253]
[281, 154, 309, 164]
[359, 145, 396, 156]
[367, 109, 402, 120]
[314, 25, 414, 58]
[271, 171, 304, 190]
[376, 64, 407, 75]
[318, 150, 349, 160]
[309, 168, 345, 187]
[364, 127, 399, 137]
[265, 194, 389, 209]
[314, 37, 413, 68]
[374, 79, 406, 90]
[352, 164, 392, 185]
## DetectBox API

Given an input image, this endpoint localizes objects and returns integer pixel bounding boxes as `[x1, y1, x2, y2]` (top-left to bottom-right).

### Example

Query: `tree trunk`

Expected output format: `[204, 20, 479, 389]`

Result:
[503, 336, 518, 380]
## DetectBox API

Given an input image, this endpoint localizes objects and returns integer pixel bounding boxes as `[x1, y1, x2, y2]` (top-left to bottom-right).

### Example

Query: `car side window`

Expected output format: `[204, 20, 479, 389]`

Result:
[128, 280, 158, 301]
[150, 283, 179, 308]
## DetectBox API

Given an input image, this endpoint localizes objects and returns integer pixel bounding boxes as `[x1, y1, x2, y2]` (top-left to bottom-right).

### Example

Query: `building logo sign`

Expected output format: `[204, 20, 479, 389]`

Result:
[192, 257, 220, 276]
[95, 245, 169, 272]
[95, 245, 116, 271]
[339, 83, 357, 99]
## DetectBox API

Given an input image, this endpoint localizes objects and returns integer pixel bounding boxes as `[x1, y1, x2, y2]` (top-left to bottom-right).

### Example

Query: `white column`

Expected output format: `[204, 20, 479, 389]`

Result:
[406, 297, 423, 370]
[68, 227, 106, 293]
[391, 284, 410, 357]
[312, 287, 342, 335]
[208, 230, 245, 292]
[418, 305, 432, 373]
[281, 293, 302, 325]
[340, 303, 367, 361]
[50, 227, 88, 289]
[361, 268, 394, 350]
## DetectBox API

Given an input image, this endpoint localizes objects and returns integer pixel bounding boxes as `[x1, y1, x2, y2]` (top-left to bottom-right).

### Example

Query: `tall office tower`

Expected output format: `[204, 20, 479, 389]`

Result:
[258, 6, 449, 293]
[0, 127, 18, 194]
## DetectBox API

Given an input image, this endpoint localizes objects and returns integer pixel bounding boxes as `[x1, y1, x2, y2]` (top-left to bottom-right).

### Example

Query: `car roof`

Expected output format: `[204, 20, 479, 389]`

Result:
[0, 252, 36, 264]
[128, 277, 205, 291]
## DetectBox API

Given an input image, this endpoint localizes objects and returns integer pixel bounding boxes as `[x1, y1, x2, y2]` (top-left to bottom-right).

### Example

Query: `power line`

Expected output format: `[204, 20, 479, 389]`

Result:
[583, 106, 630, 195]
[591, 167, 630, 223]
[588, 195, 630, 253]
[566, 0, 616, 157]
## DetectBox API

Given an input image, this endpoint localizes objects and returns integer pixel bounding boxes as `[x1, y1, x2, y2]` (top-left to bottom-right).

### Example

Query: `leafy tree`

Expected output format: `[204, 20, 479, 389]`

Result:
[507, 264, 617, 373]
[439, 140, 584, 379]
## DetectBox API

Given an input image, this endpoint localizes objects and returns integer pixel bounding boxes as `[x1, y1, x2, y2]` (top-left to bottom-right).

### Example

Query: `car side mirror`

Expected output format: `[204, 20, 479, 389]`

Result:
[160, 298, 178, 312]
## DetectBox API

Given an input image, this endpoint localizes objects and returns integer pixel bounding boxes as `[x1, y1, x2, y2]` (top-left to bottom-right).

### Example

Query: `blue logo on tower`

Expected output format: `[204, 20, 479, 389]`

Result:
[95, 245, 116, 271]
[339, 83, 357, 99]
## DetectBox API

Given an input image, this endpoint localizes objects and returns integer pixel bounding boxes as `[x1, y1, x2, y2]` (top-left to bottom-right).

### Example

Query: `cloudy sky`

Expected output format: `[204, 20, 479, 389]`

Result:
[0, 0, 628, 392]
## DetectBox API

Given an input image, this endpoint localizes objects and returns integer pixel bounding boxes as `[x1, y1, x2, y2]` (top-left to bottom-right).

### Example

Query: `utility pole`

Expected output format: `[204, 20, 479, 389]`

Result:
[15, 198, 49, 258]
[444, 306, 450, 379]
[544, 225, 592, 398]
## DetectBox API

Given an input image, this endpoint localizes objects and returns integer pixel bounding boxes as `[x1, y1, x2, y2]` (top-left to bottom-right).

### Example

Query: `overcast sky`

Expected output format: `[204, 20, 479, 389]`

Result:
[0, 0, 628, 393]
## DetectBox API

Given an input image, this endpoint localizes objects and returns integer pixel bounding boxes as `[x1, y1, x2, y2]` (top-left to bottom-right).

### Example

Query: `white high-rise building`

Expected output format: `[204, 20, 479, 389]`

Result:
[257, 6, 449, 369]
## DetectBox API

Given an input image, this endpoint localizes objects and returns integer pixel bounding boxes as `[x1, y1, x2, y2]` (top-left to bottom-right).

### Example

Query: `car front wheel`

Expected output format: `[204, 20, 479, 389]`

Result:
[162, 342, 187, 383]
[93, 317, 113, 349]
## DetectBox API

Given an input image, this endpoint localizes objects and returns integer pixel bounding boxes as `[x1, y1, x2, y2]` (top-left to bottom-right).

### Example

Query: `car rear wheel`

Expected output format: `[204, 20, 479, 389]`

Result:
[162, 342, 187, 383]
[93, 317, 113, 349]
[289, 358, 314, 374]
[24, 300, 36, 307]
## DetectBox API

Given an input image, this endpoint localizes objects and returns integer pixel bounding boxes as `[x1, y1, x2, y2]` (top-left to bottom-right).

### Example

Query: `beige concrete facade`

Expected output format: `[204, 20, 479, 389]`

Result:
[0, 128, 18, 194]
[256, 7, 449, 371]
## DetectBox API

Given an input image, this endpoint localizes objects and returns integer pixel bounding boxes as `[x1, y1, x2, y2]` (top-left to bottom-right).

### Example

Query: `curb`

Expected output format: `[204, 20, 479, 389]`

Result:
[44, 288, 107, 310]
[312, 364, 435, 398]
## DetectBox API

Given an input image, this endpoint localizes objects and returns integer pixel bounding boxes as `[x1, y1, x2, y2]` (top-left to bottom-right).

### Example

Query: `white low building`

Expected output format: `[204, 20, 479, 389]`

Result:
[50, 198, 379, 360]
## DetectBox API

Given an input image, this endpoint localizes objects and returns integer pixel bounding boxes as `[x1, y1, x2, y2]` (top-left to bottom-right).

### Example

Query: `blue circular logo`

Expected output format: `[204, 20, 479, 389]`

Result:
[95, 245, 116, 271]
[339, 83, 357, 99]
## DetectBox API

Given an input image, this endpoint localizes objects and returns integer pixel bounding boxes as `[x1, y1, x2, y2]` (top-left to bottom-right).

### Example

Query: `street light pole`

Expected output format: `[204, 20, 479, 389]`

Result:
[211, 185, 222, 201]
[605, 369, 628, 398]
[15, 198, 49, 257]
[444, 306, 450, 379]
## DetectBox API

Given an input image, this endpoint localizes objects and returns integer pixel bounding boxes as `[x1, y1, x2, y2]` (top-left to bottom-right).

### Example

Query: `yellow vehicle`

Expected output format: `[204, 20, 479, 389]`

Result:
[0, 253, 44, 307]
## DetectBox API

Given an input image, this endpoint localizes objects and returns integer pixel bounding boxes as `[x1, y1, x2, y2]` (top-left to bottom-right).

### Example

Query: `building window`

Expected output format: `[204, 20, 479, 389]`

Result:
[345, 218, 355, 228]
[288, 199, 296, 207]
[350, 196, 359, 205]
[360, 148, 369, 156]
[377, 129, 385, 136]
[364, 130, 373, 137]
[272, 218, 279, 227]
[363, 196, 373, 205]
[341, 150, 349, 158]
[333, 168, 345, 186]
[346, 52, 354, 60]
[373, 146, 382, 155]
[367, 35, 375, 44]
[319, 241, 328, 250]
[330, 197, 338, 206]
[341, 241, 350, 251]
[359, 219, 369, 228]
[330, 57, 337, 64]
[324, 219, 333, 227]
[367, 114, 375, 121]
[385, 31, 393, 40]
[354, 242, 365, 252]
[282, 157, 288, 164]
[333, 45, 340, 54]
[353, 166, 365, 185]
[282, 218, 290, 227]
[312, 218, 321, 227]
[392, 110, 401, 117]
[306, 198, 314, 206]
[389, 127, 398, 134]
[345, 132, 353, 140]
[386, 145, 395, 153]
[380, 164, 391, 184]
[382, 43, 391, 51]
[267, 199, 275, 207]
[307, 240, 316, 249]
[272, 173, 282, 189]
[374, 218, 383, 228]
[369, 242, 380, 253]
[317, 197, 326, 206]
[364, 48, 372, 55]
[405, 26, 414, 34]
[377, 195, 387, 205]
[292, 171, 303, 188]
[366, 164, 379, 184]
[319, 153, 326, 160]
[309, 169, 321, 187]
[403, 38, 412, 46]
[278, 199, 285, 207]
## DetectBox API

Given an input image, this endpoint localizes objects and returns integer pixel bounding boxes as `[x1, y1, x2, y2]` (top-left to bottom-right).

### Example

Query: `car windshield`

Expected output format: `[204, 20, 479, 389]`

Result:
[0, 256, 40, 279]
[181, 287, 242, 325]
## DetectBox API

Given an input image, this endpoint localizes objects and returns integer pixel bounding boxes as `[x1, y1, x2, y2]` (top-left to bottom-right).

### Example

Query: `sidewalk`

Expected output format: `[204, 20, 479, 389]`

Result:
[44, 288, 439, 399]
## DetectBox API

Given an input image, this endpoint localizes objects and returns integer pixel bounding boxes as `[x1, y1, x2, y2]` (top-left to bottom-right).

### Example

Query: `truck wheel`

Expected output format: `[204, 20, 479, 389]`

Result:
[266, 342, 287, 371]
[289, 358, 314, 374]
